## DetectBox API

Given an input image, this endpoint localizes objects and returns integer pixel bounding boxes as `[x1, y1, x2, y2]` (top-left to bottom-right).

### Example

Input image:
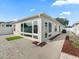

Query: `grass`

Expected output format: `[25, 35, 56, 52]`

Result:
[72, 40, 79, 48]
[6, 36, 23, 41]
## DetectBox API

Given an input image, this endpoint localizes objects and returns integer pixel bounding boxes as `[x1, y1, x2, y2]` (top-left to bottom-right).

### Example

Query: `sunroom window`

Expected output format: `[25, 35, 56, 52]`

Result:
[21, 24, 23, 32]
[55, 26, 57, 32]
[59, 26, 61, 32]
[45, 33, 47, 38]
[24, 22, 32, 33]
[49, 22, 52, 32]
[33, 21, 38, 33]
[20, 21, 38, 39]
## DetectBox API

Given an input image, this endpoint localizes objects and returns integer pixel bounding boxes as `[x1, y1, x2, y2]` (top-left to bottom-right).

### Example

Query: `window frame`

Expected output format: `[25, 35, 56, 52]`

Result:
[21, 24, 23, 32]
[49, 22, 52, 33]
[33, 21, 38, 34]
[20, 20, 39, 39]
[24, 22, 32, 33]
[55, 26, 57, 32]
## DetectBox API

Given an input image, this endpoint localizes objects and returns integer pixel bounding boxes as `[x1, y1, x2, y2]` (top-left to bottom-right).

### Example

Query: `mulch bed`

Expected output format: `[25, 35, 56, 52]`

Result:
[37, 42, 47, 47]
[32, 41, 39, 45]
[62, 36, 79, 57]
[32, 41, 47, 47]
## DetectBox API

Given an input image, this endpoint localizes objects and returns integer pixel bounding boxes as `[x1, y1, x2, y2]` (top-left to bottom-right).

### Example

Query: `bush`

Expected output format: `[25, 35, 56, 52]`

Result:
[72, 40, 79, 48]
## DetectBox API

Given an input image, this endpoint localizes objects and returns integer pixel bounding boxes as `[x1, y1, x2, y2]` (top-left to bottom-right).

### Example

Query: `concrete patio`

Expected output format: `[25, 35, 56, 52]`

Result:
[0, 33, 66, 59]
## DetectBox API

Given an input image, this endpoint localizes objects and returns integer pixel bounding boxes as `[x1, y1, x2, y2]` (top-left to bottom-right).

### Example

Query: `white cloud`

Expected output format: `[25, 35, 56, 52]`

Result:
[13, 19, 18, 21]
[52, 0, 66, 6]
[30, 8, 36, 12]
[59, 16, 66, 18]
[60, 11, 71, 15]
[51, 0, 79, 6]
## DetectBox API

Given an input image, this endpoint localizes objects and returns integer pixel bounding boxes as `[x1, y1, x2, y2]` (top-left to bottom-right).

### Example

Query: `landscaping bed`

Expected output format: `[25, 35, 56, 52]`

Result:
[6, 36, 23, 41]
[32, 41, 47, 47]
[62, 36, 79, 57]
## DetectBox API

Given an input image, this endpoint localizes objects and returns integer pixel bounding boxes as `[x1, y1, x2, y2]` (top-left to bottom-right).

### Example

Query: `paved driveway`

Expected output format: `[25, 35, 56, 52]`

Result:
[0, 34, 66, 59]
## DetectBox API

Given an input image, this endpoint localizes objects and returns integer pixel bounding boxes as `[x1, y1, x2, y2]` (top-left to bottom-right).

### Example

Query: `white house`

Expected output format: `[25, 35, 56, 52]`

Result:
[64, 26, 72, 32]
[72, 21, 79, 36]
[14, 13, 64, 42]
[0, 22, 14, 35]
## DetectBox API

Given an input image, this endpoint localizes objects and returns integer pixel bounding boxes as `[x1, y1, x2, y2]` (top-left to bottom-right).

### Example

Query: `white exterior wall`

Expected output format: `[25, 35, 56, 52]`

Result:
[60, 25, 64, 32]
[0, 24, 13, 35]
[14, 17, 42, 42]
[76, 25, 79, 36]
[14, 23, 21, 35]
[41, 16, 63, 41]
[72, 24, 79, 36]
[72, 26, 76, 33]
[0, 27, 13, 35]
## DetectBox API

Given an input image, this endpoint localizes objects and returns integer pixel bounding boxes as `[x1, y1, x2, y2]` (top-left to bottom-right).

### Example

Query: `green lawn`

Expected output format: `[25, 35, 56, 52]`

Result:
[6, 36, 23, 41]
[72, 40, 79, 48]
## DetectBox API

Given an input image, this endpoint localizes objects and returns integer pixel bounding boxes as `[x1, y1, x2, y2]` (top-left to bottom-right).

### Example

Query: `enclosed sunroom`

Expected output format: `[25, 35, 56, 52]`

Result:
[14, 13, 64, 42]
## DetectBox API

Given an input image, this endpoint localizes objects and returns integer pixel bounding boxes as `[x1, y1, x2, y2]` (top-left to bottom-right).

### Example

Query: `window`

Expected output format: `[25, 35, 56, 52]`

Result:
[6, 25, 12, 27]
[49, 22, 52, 32]
[49, 34, 51, 37]
[45, 22, 47, 32]
[33, 21, 38, 33]
[33, 35, 38, 39]
[24, 22, 32, 33]
[21, 24, 23, 32]
[20, 21, 39, 39]
[55, 26, 57, 32]
[24, 34, 32, 37]
[2, 25, 4, 27]
[14, 25, 15, 31]
[59, 26, 61, 32]
[45, 22, 47, 27]
[45, 33, 47, 38]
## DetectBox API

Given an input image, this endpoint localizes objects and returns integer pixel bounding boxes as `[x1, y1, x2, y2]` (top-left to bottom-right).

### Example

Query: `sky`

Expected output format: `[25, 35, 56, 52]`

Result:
[0, 0, 79, 25]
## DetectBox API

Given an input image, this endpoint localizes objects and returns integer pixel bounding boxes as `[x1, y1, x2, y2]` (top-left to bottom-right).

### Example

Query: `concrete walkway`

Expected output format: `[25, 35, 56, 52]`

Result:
[0, 33, 66, 59]
[60, 52, 79, 59]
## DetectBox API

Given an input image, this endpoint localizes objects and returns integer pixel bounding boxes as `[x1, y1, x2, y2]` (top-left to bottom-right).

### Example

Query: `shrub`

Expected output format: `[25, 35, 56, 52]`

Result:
[72, 40, 79, 48]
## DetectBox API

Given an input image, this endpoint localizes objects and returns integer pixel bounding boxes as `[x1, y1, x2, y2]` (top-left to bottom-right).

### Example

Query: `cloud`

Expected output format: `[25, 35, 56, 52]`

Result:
[30, 8, 36, 12]
[51, 0, 79, 6]
[13, 19, 18, 21]
[60, 11, 71, 15]
[59, 16, 66, 19]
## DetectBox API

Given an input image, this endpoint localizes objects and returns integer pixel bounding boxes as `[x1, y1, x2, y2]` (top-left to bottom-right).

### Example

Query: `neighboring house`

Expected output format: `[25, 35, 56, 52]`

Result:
[72, 21, 79, 36]
[14, 13, 64, 42]
[65, 28, 72, 32]
[64, 26, 72, 32]
[0, 22, 14, 35]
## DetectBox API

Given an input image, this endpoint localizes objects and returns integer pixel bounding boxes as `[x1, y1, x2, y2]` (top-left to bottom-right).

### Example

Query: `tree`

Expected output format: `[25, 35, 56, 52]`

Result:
[56, 17, 69, 26]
